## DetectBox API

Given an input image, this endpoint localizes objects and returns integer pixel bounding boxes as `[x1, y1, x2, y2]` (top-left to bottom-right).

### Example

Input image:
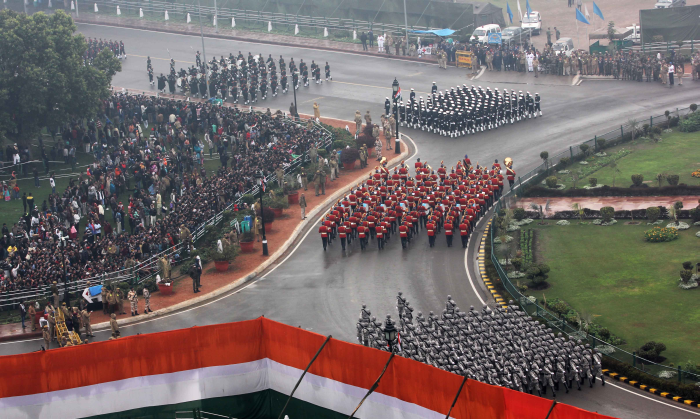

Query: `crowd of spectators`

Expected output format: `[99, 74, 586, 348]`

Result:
[0, 93, 326, 293]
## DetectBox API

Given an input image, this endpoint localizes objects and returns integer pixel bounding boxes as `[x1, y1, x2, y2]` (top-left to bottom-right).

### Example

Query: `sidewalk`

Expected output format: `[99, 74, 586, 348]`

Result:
[0, 115, 409, 342]
[76, 14, 441, 65]
[520, 196, 700, 212]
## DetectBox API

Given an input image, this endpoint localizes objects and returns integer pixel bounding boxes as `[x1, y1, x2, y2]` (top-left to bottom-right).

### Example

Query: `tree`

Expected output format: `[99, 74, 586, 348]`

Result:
[540, 151, 549, 174]
[0, 10, 119, 146]
[571, 202, 584, 222]
[607, 21, 616, 43]
[628, 118, 638, 141]
[609, 160, 621, 187]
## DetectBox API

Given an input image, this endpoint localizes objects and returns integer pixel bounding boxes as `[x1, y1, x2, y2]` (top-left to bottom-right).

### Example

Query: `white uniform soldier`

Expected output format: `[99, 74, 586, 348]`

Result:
[128, 288, 138, 316]
[143, 287, 152, 313]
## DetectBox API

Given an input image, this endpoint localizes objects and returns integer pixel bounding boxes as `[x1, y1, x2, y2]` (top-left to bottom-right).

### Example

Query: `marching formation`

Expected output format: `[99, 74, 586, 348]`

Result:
[84, 38, 126, 64]
[358, 294, 607, 397]
[148, 51, 331, 104]
[398, 84, 542, 138]
[319, 156, 516, 251]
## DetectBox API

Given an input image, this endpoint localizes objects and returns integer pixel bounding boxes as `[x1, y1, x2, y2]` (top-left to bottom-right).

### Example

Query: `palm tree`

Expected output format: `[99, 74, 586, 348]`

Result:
[628, 118, 639, 142]
[571, 202, 584, 222]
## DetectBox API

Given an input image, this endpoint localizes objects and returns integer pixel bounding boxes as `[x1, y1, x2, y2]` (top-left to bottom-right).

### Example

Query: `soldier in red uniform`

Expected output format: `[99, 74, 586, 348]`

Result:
[459, 219, 469, 248]
[444, 215, 454, 247]
[399, 219, 409, 248]
[319, 222, 329, 251]
[376, 219, 385, 250]
[338, 222, 347, 251]
[505, 157, 516, 189]
[426, 219, 436, 248]
[358, 220, 367, 250]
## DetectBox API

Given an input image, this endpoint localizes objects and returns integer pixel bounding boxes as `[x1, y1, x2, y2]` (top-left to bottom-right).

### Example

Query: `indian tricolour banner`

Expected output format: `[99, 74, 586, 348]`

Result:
[0, 318, 616, 419]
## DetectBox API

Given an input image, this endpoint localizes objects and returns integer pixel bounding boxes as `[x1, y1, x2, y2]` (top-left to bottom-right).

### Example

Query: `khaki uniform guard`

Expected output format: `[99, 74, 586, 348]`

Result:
[299, 193, 307, 220]
[81, 308, 94, 337]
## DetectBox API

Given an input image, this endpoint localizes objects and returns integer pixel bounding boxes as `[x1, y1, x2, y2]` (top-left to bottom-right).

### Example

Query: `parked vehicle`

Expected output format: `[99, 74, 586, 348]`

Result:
[521, 11, 542, 35]
[624, 25, 641, 45]
[470, 24, 501, 44]
[552, 37, 574, 56]
[654, 0, 685, 8]
[501, 26, 531, 45]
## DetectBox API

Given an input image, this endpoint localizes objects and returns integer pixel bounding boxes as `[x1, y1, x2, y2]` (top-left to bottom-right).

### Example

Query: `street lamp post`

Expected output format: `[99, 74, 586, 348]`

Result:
[292, 71, 299, 120]
[383, 315, 398, 353]
[392, 78, 401, 154]
[255, 172, 269, 256]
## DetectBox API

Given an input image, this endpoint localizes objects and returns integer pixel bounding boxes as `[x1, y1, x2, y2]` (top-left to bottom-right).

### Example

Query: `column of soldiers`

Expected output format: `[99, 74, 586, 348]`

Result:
[398, 83, 541, 138]
[357, 294, 607, 398]
[84, 38, 126, 64]
[150, 51, 332, 104]
[319, 155, 512, 252]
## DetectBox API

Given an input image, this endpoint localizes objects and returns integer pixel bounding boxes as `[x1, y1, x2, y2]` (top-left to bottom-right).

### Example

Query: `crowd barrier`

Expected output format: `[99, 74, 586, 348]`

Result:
[0, 317, 615, 419]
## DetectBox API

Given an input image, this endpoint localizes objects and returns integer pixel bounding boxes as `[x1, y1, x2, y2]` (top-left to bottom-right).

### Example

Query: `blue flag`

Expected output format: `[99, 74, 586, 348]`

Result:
[576, 8, 590, 25]
[506, 2, 514, 24]
[526, 0, 533, 15]
[593, 2, 604, 20]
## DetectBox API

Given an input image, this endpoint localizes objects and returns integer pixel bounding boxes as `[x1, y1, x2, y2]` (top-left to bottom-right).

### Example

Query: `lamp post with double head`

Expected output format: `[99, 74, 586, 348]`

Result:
[255, 172, 269, 256]
[392, 78, 401, 154]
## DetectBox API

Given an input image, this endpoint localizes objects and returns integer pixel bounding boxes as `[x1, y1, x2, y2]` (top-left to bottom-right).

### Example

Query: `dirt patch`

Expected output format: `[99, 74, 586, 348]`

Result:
[632, 322, 648, 328]
[529, 281, 551, 291]
[625, 221, 641, 225]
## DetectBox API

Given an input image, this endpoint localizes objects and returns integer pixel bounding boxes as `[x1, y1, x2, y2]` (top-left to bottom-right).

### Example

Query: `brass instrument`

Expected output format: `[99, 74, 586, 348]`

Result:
[504, 157, 513, 168]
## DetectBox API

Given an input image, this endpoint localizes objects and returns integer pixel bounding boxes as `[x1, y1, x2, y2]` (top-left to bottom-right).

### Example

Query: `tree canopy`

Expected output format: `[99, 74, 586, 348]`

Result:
[0, 10, 120, 145]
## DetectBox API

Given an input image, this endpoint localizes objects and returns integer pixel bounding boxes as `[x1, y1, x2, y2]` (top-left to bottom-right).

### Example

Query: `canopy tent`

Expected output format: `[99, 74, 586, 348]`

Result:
[409, 28, 456, 36]
[454, 1, 506, 28]
[640, 5, 700, 44]
[589, 27, 633, 40]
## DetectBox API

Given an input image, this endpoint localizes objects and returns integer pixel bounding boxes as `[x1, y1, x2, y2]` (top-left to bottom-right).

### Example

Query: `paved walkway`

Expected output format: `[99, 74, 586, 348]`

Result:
[76, 14, 440, 65]
[0, 113, 406, 342]
[520, 196, 700, 212]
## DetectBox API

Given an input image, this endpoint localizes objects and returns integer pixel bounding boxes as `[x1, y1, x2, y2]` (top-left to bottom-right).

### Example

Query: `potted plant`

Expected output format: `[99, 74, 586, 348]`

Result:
[239, 231, 255, 253]
[269, 195, 289, 218]
[211, 245, 237, 272]
[157, 276, 174, 296]
[284, 176, 300, 205]
[340, 147, 361, 170]
[357, 125, 376, 156]
[259, 207, 275, 231]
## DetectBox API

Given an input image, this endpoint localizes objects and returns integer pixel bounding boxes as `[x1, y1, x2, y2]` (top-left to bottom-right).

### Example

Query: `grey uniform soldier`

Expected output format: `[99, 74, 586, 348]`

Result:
[309, 146, 318, 165]
[590, 349, 605, 387]
[81, 308, 94, 337]
[313, 169, 326, 196]
[143, 287, 152, 313]
[555, 357, 570, 393]
[128, 288, 138, 316]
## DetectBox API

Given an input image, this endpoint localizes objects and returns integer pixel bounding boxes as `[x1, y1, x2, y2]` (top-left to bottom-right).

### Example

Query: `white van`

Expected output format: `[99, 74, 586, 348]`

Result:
[470, 24, 501, 44]
[521, 11, 542, 35]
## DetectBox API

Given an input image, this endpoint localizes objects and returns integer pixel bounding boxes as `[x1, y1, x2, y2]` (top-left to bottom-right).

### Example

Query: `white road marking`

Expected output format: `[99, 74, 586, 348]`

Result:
[606, 381, 700, 416]
[464, 221, 486, 306]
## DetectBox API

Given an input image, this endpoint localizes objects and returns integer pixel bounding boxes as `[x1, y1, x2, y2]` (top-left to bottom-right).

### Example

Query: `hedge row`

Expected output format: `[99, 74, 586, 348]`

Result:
[602, 357, 700, 401]
[524, 184, 700, 198]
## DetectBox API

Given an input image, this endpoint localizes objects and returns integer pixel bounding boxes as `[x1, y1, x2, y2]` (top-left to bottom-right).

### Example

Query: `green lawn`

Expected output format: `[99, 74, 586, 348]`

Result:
[557, 131, 700, 189]
[526, 221, 700, 366]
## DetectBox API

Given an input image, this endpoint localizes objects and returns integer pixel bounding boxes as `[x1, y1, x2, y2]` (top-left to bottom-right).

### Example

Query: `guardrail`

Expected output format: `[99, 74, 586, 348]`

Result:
[85, 0, 444, 36]
[624, 40, 700, 54]
[488, 105, 699, 384]
[0, 99, 333, 310]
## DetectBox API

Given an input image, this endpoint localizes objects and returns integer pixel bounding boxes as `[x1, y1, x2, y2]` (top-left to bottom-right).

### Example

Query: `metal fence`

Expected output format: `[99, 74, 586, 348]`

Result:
[0, 100, 333, 310]
[488, 106, 700, 385]
[86, 0, 436, 38]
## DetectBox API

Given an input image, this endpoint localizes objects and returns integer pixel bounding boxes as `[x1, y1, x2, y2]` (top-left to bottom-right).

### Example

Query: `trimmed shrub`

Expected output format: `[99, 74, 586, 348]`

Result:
[340, 147, 360, 164]
[638, 341, 667, 363]
[579, 143, 590, 155]
[644, 226, 679, 242]
[596, 139, 606, 151]
[690, 207, 700, 222]
[598, 327, 611, 341]
[600, 206, 615, 222]
[526, 263, 550, 286]
[513, 207, 526, 221]
[679, 111, 700, 132]
[559, 157, 571, 167]
[651, 125, 663, 136]
[691, 103, 698, 112]
[545, 176, 558, 188]
[631, 174, 644, 187]
[256, 206, 276, 223]
[666, 174, 680, 186]
[588, 177, 597, 187]
[682, 261, 693, 270]
[646, 206, 660, 223]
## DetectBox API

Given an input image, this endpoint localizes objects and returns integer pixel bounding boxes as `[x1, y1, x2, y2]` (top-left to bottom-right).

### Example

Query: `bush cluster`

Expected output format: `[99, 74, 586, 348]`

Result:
[644, 226, 679, 242]
[599, 206, 615, 222]
[602, 358, 700, 401]
[513, 207, 526, 221]
[545, 176, 558, 188]
[646, 206, 660, 223]
[679, 110, 700, 132]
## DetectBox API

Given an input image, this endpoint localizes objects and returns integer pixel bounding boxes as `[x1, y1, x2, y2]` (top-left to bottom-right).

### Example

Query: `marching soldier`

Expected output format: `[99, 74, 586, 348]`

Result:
[110, 313, 120, 338]
[143, 286, 152, 314]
